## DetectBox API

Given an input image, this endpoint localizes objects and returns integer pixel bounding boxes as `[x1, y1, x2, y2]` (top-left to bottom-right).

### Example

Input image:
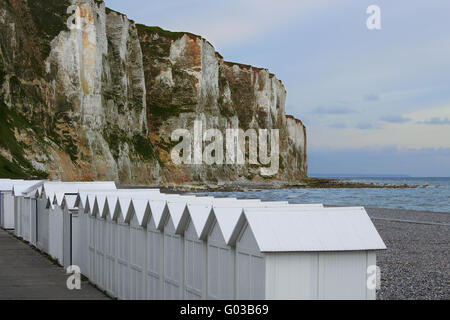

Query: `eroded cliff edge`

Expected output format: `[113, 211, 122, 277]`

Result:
[0, 0, 307, 184]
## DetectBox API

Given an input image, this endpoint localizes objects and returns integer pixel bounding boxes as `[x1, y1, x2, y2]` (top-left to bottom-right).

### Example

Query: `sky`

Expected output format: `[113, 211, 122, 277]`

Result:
[104, 0, 450, 177]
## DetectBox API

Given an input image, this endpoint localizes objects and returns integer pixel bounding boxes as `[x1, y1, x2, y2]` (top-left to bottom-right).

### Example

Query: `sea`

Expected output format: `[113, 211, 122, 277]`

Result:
[200, 177, 450, 213]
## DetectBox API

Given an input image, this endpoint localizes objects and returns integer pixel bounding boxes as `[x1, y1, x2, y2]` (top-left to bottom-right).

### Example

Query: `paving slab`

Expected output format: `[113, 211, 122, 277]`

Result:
[0, 229, 110, 300]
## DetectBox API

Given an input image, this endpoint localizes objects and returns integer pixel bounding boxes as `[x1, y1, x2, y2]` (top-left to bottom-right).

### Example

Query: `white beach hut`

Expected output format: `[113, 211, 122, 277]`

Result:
[0, 180, 22, 230]
[75, 192, 90, 278]
[25, 182, 99, 255]
[12, 181, 43, 240]
[61, 194, 79, 269]
[129, 199, 151, 300]
[93, 194, 108, 291]
[13, 190, 22, 238]
[116, 197, 133, 300]
[203, 207, 237, 300]
[104, 194, 120, 298]
[176, 202, 325, 300]
[46, 182, 116, 264]
[92, 192, 201, 300]
[87, 194, 98, 285]
[174, 199, 303, 300]
[152, 197, 241, 300]
[76, 191, 108, 282]
[74, 189, 160, 291]
[227, 207, 387, 300]
[49, 200, 64, 264]
[75, 189, 118, 278]
[5, 181, 388, 301]
[145, 199, 167, 300]
[26, 189, 39, 247]
[159, 201, 187, 300]
[37, 189, 50, 253]
[87, 190, 162, 292]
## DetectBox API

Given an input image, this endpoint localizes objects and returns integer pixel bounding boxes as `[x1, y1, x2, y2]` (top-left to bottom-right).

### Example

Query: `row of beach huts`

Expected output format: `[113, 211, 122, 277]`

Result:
[0, 179, 386, 300]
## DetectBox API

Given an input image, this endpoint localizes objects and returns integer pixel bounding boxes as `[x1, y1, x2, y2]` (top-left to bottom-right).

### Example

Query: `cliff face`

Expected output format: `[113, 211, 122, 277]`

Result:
[0, 0, 307, 184]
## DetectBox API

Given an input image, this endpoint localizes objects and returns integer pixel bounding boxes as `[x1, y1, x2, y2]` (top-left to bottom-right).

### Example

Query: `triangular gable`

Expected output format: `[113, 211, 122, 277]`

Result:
[168, 202, 187, 228]
[95, 195, 107, 218]
[38, 184, 47, 198]
[131, 199, 150, 226]
[205, 207, 244, 244]
[158, 201, 187, 230]
[158, 200, 186, 231]
[118, 197, 133, 223]
[61, 195, 78, 210]
[106, 195, 119, 220]
[87, 194, 97, 215]
[26, 189, 40, 199]
[75, 192, 86, 208]
[149, 200, 167, 227]
[54, 193, 65, 207]
[228, 211, 252, 247]
[182, 204, 213, 237]
[45, 197, 54, 210]
[13, 181, 43, 197]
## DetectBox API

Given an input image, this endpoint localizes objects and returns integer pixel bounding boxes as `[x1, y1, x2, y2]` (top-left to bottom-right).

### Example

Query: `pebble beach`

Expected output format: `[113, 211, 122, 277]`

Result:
[366, 208, 450, 300]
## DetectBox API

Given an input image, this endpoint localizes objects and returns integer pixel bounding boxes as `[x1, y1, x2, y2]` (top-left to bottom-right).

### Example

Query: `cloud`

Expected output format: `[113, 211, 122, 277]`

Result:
[105, 0, 335, 48]
[329, 123, 348, 129]
[417, 117, 450, 125]
[380, 115, 411, 124]
[364, 94, 380, 102]
[355, 122, 380, 130]
[312, 106, 357, 115]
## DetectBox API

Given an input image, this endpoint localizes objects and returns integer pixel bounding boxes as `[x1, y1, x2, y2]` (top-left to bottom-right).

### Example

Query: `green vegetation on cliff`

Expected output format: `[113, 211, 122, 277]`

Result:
[27, 0, 71, 58]
[136, 24, 186, 41]
[103, 126, 157, 162]
[0, 98, 49, 179]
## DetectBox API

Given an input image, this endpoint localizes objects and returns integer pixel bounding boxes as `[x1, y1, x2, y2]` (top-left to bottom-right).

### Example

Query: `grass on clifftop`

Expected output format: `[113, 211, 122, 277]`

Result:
[136, 24, 186, 41]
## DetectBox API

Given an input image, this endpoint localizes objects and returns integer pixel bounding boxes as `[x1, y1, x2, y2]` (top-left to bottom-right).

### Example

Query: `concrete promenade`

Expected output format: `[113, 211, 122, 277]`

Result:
[0, 229, 109, 300]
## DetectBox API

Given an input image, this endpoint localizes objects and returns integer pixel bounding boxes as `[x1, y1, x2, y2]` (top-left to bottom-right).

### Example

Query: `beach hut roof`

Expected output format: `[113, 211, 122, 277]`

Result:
[40, 181, 116, 202]
[11, 181, 43, 196]
[201, 207, 244, 243]
[95, 195, 108, 218]
[118, 197, 133, 222]
[196, 201, 298, 241]
[160, 201, 187, 230]
[86, 194, 97, 214]
[130, 199, 151, 226]
[231, 207, 387, 252]
[148, 200, 167, 227]
[18, 181, 45, 197]
[289, 203, 324, 208]
[178, 199, 264, 236]
[61, 195, 78, 210]
[180, 204, 213, 236]
[0, 179, 24, 191]
[107, 195, 118, 215]
[209, 202, 287, 209]
[116, 189, 161, 194]
[53, 192, 66, 206]
[97, 192, 189, 224]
